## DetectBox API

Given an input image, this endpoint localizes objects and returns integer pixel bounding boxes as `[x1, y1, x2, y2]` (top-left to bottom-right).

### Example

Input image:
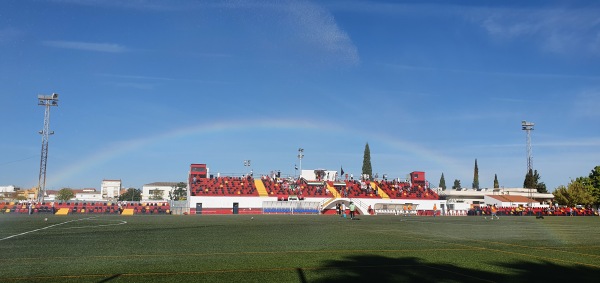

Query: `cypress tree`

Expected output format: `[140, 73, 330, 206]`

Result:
[472, 159, 479, 189]
[362, 142, 372, 180]
[439, 173, 447, 190]
[524, 169, 535, 189]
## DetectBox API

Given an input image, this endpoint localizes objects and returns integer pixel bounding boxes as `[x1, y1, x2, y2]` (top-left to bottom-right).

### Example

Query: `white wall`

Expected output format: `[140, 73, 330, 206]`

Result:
[142, 185, 174, 201]
[76, 192, 102, 201]
[101, 180, 121, 199]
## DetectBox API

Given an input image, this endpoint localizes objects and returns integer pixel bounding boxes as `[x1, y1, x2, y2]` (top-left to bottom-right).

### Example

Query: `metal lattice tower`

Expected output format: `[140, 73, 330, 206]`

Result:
[297, 148, 304, 173]
[37, 93, 59, 202]
[521, 120, 535, 173]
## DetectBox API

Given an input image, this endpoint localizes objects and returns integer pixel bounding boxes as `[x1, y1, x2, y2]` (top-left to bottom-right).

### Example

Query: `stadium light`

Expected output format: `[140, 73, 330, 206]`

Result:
[297, 148, 304, 177]
[37, 93, 59, 203]
[244, 160, 251, 176]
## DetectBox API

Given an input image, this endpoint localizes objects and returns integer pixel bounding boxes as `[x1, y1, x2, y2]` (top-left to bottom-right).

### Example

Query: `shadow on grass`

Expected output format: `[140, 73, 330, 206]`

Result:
[96, 273, 121, 283]
[308, 255, 599, 283]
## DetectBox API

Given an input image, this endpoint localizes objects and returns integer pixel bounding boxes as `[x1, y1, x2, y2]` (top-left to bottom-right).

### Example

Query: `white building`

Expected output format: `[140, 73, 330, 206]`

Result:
[300, 169, 339, 181]
[101, 179, 122, 200]
[437, 187, 554, 210]
[0, 185, 19, 198]
[75, 188, 103, 201]
[142, 182, 179, 201]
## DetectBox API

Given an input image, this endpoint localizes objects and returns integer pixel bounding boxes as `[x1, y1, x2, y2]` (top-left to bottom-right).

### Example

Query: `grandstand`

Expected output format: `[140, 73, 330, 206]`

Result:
[6, 163, 595, 217]
[1, 201, 170, 215]
[188, 164, 442, 216]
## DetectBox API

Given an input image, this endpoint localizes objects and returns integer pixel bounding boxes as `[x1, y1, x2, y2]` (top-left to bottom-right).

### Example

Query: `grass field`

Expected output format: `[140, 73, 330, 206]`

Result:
[1, 214, 599, 282]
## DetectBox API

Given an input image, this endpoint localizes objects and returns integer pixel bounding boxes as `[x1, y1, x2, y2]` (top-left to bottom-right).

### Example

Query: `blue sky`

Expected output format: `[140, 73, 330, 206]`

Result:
[1, 0, 599, 191]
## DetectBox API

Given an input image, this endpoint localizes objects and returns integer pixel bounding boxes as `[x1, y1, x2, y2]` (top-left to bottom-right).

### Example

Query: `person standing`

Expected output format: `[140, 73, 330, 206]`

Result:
[432, 203, 437, 217]
[490, 205, 499, 220]
[349, 202, 356, 220]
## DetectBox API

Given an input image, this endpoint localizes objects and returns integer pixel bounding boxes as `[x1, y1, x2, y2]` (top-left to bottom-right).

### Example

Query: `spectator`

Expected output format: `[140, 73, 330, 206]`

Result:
[349, 202, 356, 220]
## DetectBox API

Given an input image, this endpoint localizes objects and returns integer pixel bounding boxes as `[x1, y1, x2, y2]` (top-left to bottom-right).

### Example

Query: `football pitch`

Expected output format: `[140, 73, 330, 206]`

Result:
[1, 214, 599, 282]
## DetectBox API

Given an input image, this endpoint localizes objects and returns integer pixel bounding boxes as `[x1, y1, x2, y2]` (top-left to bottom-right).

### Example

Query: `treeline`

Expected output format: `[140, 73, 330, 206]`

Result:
[553, 166, 600, 207]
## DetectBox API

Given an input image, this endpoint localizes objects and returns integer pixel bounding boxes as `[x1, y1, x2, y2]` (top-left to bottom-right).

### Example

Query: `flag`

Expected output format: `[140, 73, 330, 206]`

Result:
[340, 166, 345, 176]
[295, 164, 298, 170]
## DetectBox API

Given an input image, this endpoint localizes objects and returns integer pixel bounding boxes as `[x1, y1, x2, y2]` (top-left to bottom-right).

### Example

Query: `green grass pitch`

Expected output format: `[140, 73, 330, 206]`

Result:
[1, 214, 599, 282]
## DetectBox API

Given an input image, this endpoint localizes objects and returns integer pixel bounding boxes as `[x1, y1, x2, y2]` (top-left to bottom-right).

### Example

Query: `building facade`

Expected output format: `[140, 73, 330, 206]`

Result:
[101, 179, 122, 200]
[142, 182, 180, 201]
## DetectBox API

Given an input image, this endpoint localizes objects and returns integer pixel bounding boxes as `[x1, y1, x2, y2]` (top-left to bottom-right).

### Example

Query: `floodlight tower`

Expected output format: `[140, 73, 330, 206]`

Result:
[37, 93, 59, 202]
[522, 120, 535, 207]
[297, 148, 304, 174]
[521, 120, 535, 173]
[244, 160, 251, 176]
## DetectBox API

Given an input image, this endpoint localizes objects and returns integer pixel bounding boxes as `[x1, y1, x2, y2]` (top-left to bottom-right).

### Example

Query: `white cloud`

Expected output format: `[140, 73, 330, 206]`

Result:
[225, 0, 360, 66]
[476, 7, 600, 56]
[42, 40, 128, 53]
[49, 1, 359, 65]
[282, 1, 359, 65]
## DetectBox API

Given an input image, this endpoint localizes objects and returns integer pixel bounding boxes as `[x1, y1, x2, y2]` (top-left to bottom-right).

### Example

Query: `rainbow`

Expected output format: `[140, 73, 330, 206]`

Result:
[48, 118, 465, 187]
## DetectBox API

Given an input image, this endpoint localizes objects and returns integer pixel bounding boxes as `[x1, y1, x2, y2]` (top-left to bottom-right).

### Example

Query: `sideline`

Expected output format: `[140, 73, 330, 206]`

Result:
[62, 218, 127, 229]
[0, 216, 97, 242]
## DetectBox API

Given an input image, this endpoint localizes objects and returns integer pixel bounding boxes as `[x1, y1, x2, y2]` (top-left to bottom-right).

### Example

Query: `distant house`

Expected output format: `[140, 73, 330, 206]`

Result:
[484, 194, 537, 207]
[142, 182, 180, 201]
[101, 179, 122, 200]
[437, 187, 554, 210]
[0, 185, 19, 199]
[74, 188, 102, 201]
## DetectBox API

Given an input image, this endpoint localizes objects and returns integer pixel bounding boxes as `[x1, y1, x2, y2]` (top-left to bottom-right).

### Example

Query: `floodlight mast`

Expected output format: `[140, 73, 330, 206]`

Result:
[521, 121, 534, 173]
[37, 93, 59, 203]
[522, 120, 535, 207]
[297, 148, 304, 175]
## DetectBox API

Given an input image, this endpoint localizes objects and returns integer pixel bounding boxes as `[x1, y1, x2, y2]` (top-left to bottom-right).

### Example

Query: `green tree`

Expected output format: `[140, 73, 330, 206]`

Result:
[149, 189, 163, 200]
[552, 179, 595, 206]
[56, 188, 75, 201]
[553, 185, 569, 206]
[452, 179, 462, 190]
[439, 173, 447, 190]
[119, 188, 141, 201]
[169, 182, 188, 201]
[536, 182, 548, 194]
[362, 142, 372, 180]
[524, 169, 545, 192]
[588, 166, 600, 206]
[472, 159, 479, 189]
[524, 169, 535, 189]
[493, 174, 499, 188]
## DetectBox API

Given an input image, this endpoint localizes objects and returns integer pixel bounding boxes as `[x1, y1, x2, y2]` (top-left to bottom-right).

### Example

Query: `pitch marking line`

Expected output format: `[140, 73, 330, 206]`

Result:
[0, 248, 480, 262]
[0, 217, 126, 242]
[0, 264, 495, 282]
[62, 218, 127, 229]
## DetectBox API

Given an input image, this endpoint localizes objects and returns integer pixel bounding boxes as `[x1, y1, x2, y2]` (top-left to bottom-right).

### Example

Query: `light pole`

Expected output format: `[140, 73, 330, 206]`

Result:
[244, 160, 251, 176]
[37, 93, 59, 203]
[297, 148, 304, 177]
[522, 120, 535, 207]
[521, 120, 535, 173]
